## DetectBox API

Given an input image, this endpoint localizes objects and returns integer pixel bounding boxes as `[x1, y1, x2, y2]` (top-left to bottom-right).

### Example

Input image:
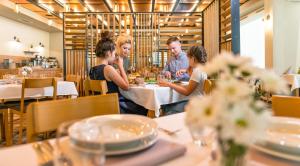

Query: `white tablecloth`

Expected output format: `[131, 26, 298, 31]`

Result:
[0, 81, 78, 101]
[0, 113, 299, 166]
[119, 84, 189, 117]
[282, 74, 300, 91]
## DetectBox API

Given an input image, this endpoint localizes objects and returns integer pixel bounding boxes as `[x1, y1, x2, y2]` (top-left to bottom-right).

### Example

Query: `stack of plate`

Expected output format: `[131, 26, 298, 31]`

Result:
[253, 117, 300, 161]
[68, 114, 158, 155]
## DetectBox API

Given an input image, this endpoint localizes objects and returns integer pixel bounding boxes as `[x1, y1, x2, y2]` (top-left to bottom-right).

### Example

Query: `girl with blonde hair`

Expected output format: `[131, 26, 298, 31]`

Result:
[116, 33, 132, 73]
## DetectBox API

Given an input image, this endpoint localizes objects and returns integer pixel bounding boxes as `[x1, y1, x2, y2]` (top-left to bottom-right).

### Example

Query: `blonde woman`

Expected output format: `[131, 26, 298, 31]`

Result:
[116, 33, 132, 73]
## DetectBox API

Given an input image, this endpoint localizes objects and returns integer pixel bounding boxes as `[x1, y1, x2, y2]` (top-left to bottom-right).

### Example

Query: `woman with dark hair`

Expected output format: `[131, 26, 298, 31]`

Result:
[158, 46, 208, 115]
[89, 31, 148, 115]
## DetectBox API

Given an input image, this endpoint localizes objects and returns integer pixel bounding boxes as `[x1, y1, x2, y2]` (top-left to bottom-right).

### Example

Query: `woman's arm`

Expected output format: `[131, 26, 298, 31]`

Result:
[159, 80, 198, 96]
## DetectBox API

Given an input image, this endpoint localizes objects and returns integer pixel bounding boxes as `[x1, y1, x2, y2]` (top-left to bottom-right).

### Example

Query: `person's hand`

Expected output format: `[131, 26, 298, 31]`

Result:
[176, 69, 187, 77]
[158, 79, 170, 87]
[164, 71, 171, 79]
[113, 56, 124, 67]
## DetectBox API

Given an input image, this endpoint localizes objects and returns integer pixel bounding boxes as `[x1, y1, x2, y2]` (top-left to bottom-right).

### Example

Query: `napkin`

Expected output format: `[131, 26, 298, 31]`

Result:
[106, 139, 187, 166]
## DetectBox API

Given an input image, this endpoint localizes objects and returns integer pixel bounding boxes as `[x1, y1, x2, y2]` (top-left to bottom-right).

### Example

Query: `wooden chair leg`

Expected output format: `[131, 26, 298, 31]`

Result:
[9, 110, 13, 145]
[147, 109, 164, 118]
[147, 110, 156, 118]
[3, 110, 12, 146]
[18, 115, 23, 144]
[0, 112, 4, 141]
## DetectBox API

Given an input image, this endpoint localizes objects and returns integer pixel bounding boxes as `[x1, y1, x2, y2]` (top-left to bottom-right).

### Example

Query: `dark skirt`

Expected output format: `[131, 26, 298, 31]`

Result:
[119, 96, 148, 116]
[161, 100, 188, 116]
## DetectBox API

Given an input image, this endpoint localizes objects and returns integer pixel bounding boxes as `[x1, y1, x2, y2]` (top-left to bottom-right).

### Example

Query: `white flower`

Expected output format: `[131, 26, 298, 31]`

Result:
[21, 66, 33, 75]
[185, 95, 221, 128]
[215, 78, 253, 103]
[258, 70, 288, 94]
[21, 71, 27, 76]
[220, 100, 271, 145]
[186, 52, 285, 148]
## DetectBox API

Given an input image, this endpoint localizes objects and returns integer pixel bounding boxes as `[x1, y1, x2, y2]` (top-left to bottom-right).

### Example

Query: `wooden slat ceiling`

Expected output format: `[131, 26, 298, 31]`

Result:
[10, 0, 249, 26]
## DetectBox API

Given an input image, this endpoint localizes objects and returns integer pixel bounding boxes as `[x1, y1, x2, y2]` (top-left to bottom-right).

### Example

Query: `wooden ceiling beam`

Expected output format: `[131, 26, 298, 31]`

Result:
[103, 0, 113, 12]
[128, 0, 136, 25]
[52, 0, 64, 8]
[27, 0, 61, 19]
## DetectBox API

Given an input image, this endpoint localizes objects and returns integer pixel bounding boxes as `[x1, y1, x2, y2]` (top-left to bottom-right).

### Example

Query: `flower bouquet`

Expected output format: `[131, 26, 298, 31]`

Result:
[185, 52, 288, 166]
[20, 66, 33, 77]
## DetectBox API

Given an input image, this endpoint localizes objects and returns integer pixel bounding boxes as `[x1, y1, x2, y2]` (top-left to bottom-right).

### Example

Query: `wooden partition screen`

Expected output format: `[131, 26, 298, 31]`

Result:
[64, 12, 203, 78]
[65, 50, 87, 79]
[219, 0, 232, 52]
[203, 0, 220, 60]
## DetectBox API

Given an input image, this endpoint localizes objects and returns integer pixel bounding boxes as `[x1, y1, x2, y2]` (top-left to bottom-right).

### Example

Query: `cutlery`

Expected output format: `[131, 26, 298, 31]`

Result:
[158, 128, 181, 136]
[32, 143, 53, 166]
[41, 140, 73, 166]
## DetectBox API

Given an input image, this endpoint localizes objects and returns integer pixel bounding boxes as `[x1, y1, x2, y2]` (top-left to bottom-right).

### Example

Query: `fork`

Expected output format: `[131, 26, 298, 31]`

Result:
[158, 128, 182, 136]
[32, 143, 53, 166]
[41, 140, 73, 166]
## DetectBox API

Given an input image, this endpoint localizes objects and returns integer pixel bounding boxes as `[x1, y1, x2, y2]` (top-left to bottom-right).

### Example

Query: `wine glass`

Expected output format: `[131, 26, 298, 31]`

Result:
[55, 120, 105, 166]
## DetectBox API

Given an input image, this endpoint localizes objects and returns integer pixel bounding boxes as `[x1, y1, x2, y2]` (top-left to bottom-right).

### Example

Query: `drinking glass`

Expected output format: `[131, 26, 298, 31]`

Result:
[188, 125, 209, 148]
[55, 120, 105, 166]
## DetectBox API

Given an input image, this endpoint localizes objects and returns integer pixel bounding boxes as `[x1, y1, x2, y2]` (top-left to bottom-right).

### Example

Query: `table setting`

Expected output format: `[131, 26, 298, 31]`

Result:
[21, 114, 188, 166]
[0, 76, 78, 101]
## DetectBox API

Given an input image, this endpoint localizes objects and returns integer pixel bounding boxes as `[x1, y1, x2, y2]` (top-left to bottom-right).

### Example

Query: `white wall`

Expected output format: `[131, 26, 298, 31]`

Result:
[50, 32, 63, 67]
[0, 16, 49, 57]
[241, 12, 265, 68]
[269, 0, 300, 73]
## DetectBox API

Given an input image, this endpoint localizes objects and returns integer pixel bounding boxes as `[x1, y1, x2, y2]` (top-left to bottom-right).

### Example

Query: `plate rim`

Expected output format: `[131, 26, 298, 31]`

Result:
[265, 116, 300, 151]
[69, 114, 158, 144]
[252, 144, 300, 162]
[105, 137, 158, 156]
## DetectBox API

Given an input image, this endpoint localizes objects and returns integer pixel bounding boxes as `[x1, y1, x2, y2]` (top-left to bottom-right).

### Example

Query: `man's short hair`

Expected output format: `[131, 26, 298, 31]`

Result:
[166, 36, 180, 45]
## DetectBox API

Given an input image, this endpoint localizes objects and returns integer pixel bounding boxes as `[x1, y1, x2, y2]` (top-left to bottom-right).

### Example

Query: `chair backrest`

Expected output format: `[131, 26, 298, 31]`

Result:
[26, 93, 119, 142]
[21, 78, 57, 113]
[84, 79, 108, 96]
[66, 74, 81, 92]
[272, 95, 300, 118]
[203, 79, 213, 95]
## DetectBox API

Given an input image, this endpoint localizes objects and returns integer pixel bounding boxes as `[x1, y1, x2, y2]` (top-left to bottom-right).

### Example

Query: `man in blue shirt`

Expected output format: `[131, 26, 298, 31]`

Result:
[162, 37, 190, 81]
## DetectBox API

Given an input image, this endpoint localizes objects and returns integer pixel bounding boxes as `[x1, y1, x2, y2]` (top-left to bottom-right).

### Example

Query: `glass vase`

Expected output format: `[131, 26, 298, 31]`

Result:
[219, 139, 248, 166]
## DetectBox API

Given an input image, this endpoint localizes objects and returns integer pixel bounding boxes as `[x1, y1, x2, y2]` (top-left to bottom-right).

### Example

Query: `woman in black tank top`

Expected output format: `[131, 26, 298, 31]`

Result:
[89, 31, 147, 116]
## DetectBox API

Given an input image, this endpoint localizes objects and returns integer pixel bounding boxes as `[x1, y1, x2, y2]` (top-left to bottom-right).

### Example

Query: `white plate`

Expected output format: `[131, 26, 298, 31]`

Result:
[69, 114, 158, 155]
[262, 117, 300, 155]
[252, 144, 300, 162]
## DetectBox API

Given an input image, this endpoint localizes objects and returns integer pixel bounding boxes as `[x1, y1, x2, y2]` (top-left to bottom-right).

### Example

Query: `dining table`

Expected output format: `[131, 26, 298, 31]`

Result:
[0, 80, 78, 101]
[282, 74, 300, 95]
[0, 113, 299, 166]
[119, 83, 190, 117]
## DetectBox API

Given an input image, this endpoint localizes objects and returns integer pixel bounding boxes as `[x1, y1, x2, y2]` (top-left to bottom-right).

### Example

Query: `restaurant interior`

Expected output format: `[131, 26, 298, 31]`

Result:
[1, 0, 300, 165]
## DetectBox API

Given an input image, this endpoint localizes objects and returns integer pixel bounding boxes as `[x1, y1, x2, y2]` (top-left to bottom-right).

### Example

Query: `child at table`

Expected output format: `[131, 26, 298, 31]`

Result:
[89, 31, 148, 115]
[158, 46, 208, 115]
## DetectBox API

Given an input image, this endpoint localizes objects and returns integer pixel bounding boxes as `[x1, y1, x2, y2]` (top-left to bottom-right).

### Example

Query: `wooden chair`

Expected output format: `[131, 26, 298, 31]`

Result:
[26, 93, 119, 142]
[203, 79, 214, 95]
[84, 79, 108, 96]
[272, 95, 300, 118]
[9, 78, 57, 144]
[66, 74, 81, 93]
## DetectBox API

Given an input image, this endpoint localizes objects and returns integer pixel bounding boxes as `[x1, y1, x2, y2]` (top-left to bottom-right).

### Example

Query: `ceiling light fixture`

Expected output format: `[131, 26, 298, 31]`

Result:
[15, 4, 19, 13]
[48, 20, 53, 26]
[189, 0, 200, 12]
[65, 5, 70, 12]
